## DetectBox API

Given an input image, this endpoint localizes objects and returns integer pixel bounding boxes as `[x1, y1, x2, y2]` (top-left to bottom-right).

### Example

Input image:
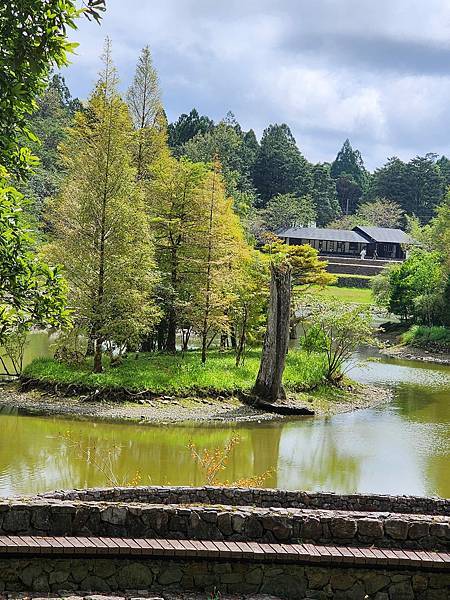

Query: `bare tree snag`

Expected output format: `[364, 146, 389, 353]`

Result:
[252, 262, 292, 402]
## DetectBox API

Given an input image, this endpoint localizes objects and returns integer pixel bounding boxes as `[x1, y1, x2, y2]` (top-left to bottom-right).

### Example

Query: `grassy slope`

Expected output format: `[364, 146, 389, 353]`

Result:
[24, 349, 329, 394]
[401, 325, 450, 350]
[313, 285, 373, 304]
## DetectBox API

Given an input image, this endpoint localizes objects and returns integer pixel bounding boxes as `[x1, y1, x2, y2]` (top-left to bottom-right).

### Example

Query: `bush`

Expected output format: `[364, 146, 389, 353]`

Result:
[401, 325, 450, 351]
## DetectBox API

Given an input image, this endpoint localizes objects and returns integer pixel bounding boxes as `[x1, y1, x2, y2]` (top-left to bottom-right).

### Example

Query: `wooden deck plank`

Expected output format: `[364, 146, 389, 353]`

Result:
[0, 533, 447, 572]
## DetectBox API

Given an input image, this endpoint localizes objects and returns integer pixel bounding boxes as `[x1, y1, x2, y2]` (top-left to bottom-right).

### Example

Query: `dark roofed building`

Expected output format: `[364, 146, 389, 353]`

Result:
[353, 226, 414, 245]
[353, 227, 414, 259]
[278, 226, 414, 260]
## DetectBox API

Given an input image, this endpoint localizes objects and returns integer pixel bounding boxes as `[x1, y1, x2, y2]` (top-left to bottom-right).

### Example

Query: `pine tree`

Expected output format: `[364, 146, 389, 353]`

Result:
[311, 163, 341, 225]
[331, 139, 367, 214]
[190, 162, 251, 363]
[252, 124, 312, 207]
[127, 45, 167, 179]
[47, 40, 159, 372]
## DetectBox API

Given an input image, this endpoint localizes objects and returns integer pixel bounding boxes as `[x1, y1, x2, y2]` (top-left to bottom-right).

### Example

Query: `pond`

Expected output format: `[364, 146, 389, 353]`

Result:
[0, 342, 449, 498]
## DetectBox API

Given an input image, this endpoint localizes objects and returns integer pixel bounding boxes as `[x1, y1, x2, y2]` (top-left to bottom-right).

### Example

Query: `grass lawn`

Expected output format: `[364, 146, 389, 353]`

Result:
[311, 285, 374, 305]
[24, 348, 329, 394]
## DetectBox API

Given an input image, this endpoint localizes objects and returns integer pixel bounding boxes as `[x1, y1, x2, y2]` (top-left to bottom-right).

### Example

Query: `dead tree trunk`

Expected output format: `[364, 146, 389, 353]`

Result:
[252, 263, 292, 403]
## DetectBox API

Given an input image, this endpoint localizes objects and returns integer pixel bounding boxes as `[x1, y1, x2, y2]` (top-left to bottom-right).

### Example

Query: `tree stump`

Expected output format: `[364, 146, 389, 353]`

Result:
[252, 262, 292, 403]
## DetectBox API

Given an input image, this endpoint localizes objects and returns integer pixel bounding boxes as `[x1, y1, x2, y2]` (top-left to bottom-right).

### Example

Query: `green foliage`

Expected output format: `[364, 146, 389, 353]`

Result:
[367, 155, 444, 223]
[0, 0, 105, 177]
[261, 192, 316, 232]
[0, 173, 70, 374]
[16, 74, 79, 218]
[373, 250, 443, 324]
[311, 163, 341, 226]
[252, 124, 312, 207]
[24, 348, 328, 394]
[127, 45, 168, 180]
[182, 118, 257, 216]
[168, 108, 214, 153]
[298, 298, 375, 381]
[46, 41, 160, 370]
[330, 139, 367, 214]
[331, 198, 404, 229]
[265, 241, 336, 288]
[401, 325, 450, 351]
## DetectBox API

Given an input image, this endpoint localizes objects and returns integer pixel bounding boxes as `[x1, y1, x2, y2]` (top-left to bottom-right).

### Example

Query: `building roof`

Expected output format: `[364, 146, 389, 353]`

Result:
[279, 227, 367, 243]
[354, 226, 414, 244]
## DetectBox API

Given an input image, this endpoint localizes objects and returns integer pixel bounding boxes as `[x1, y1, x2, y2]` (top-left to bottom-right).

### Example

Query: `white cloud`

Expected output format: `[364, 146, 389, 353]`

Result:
[63, 0, 450, 169]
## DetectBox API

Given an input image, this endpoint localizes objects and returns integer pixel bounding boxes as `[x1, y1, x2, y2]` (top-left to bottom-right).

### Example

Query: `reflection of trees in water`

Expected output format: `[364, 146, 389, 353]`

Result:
[395, 385, 450, 424]
[278, 420, 361, 493]
[0, 417, 282, 494]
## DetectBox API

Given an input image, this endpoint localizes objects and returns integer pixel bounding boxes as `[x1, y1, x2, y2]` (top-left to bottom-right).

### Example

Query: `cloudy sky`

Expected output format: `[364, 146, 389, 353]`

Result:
[64, 0, 450, 170]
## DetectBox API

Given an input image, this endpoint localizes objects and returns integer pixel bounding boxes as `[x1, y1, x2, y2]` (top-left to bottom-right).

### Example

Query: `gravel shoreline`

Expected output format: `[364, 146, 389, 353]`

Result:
[0, 382, 393, 425]
[381, 345, 450, 365]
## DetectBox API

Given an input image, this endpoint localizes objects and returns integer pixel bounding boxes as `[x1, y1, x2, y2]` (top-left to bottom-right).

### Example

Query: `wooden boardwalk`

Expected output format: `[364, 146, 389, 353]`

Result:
[0, 535, 448, 570]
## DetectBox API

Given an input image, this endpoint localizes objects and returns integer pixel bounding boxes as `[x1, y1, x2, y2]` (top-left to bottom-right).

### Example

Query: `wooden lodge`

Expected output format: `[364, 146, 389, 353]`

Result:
[278, 226, 414, 260]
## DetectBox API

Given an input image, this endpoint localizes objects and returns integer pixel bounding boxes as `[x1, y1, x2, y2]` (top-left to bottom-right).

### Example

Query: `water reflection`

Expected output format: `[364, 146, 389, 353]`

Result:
[0, 349, 449, 498]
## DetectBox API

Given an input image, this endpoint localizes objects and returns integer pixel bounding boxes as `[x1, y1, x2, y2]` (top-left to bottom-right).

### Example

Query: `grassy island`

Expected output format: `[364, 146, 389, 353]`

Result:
[23, 349, 329, 396]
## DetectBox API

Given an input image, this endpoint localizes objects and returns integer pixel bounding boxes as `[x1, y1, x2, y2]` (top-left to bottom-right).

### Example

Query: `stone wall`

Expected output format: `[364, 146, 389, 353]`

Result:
[0, 556, 447, 599]
[37, 486, 449, 516]
[1, 500, 448, 551]
[335, 276, 371, 288]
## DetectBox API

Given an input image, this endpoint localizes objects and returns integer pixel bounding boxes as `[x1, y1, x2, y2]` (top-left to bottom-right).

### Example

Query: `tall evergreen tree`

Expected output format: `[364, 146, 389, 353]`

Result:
[252, 124, 312, 207]
[437, 155, 450, 191]
[330, 139, 367, 214]
[47, 40, 159, 372]
[369, 155, 444, 223]
[127, 45, 167, 180]
[311, 163, 341, 225]
[408, 156, 444, 223]
[18, 74, 79, 219]
[182, 119, 257, 216]
[168, 108, 213, 154]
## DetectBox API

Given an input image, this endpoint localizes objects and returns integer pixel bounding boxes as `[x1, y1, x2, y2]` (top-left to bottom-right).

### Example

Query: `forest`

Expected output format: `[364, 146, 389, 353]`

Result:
[1, 20, 449, 403]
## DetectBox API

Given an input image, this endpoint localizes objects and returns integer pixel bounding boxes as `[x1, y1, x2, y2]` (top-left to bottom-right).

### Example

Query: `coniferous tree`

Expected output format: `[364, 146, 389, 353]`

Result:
[146, 155, 211, 352]
[252, 124, 312, 207]
[437, 155, 450, 191]
[311, 163, 341, 225]
[368, 155, 444, 223]
[127, 46, 167, 179]
[168, 108, 214, 154]
[190, 162, 252, 363]
[18, 74, 80, 219]
[182, 119, 258, 216]
[331, 139, 367, 214]
[47, 40, 159, 372]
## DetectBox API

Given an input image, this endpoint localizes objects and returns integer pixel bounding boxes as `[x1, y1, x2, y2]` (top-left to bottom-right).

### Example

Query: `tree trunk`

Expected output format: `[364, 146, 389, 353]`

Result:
[252, 263, 292, 403]
[85, 332, 95, 357]
[93, 337, 103, 373]
[230, 324, 237, 349]
[235, 306, 248, 367]
[157, 321, 167, 351]
[166, 308, 177, 353]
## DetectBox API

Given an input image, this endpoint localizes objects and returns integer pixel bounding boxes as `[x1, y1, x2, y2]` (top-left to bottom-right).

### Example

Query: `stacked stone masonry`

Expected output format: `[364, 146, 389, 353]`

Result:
[37, 486, 449, 516]
[0, 557, 449, 599]
[0, 486, 447, 599]
[2, 501, 448, 551]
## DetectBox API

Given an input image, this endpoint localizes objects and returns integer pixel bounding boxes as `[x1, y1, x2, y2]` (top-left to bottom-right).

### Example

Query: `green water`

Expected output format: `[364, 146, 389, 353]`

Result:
[0, 338, 449, 497]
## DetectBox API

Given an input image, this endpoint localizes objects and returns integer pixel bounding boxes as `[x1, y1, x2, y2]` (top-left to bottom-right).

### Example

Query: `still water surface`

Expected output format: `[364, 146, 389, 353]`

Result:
[0, 339, 448, 497]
